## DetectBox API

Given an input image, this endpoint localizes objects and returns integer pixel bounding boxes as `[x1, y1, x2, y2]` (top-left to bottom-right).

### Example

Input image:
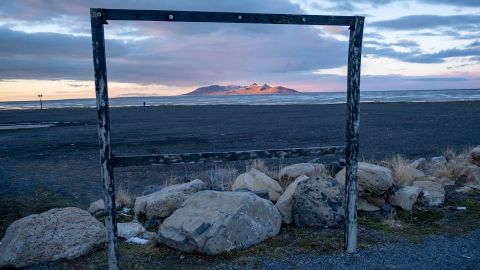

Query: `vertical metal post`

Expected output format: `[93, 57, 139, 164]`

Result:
[345, 16, 364, 254]
[90, 8, 120, 270]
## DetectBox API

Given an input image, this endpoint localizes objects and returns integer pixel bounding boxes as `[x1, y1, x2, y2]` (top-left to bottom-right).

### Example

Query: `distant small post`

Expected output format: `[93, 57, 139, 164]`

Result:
[38, 94, 43, 110]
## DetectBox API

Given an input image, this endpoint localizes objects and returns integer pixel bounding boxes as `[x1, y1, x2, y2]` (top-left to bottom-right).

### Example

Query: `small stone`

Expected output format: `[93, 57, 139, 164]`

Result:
[456, 206, 467, 211]
[411, 158, 427, 170]
[87, 199, 105, 217]
[413, 180, 445, 207]
[117, 222, 146, 239]
[357, 198, 381, 212]
[389, 186, 421, 211]
[126, 237, 149, 245]
[279, 163, 327, 189]
[469, 146, 480, 166]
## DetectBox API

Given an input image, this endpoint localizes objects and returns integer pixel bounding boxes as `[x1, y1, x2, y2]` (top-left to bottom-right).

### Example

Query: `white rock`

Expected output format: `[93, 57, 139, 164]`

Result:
[455, 186, 476, 193]
[157, 191, 281, 255]
[87, 199, 105, 217]
[431, 156, 447, 165]
[0, 207, 106, 268]
[275, 175, 309, 224]
[134, 179, 205, 220]
[413, 180, 445, 207]
[389, 186, 422, 211]
[279, 163, 327, 186]
[469, 146, 480, 166]
[117, 222, 146, 239]
[335, 162, 393, 197]
[126, 237, 149, 245]
[232, 168, 283, 202]
[458, 165, 480, 187]
[411, 158, 427, 170]
[357, 198, 381, 212]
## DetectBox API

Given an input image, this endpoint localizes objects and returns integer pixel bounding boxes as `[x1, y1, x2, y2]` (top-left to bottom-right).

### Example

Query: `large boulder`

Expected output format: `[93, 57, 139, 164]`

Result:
[469, 146, 480, 166]
[335, 162, 393, 197]
[458, 165, 480, 189]
[134, 179, 205, 221]
[279, 163, 327, 188]
[389, 186, 422, 211]
[292, 177, 345, 228]
[413, 180, 445, 207]
[232, 169, 283, 201]
[0, 207, 105, 268]
[117, 222, 146, 239]
[157, 191, 281, 255]
[275, 175, 309, 224]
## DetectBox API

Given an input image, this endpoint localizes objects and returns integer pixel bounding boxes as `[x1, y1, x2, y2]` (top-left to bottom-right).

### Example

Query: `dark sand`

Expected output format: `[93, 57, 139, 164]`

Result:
[1, 102, 479, 235]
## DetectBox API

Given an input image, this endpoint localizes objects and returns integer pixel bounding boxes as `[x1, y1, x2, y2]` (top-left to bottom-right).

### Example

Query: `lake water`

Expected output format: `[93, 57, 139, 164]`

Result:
[1, 89, 479, 110]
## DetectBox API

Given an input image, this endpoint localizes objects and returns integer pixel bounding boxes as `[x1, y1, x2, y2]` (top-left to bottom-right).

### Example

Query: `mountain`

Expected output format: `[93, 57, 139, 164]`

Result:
[184, 83, 300, 96]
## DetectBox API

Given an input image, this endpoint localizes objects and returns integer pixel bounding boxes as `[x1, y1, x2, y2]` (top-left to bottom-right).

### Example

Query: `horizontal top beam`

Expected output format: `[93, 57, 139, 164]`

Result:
[92, 8, 358, 26]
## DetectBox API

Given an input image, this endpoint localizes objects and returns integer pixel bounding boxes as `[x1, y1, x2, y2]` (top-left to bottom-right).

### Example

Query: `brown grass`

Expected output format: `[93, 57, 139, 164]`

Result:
[433, 146, 471, 181]
[248, 159, 280, 179]
[207, 165, 239, 191]
[116, 186, 134, 208]
[383, 155, 418, 186]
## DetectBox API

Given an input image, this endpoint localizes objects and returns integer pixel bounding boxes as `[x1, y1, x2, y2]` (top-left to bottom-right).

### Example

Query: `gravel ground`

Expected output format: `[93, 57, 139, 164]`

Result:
[253, 231, 480, 270]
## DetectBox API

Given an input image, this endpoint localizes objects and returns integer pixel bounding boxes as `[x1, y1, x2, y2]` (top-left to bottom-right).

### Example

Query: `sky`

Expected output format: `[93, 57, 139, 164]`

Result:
[0, 0, 479, 101]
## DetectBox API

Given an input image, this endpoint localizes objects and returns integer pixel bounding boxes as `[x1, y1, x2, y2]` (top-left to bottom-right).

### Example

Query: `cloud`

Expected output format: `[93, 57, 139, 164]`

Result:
[0, 1, 350, 86]
[371, 15, 480, 31]
[420, 0, 480, 7]
[364, 39, 480, 64]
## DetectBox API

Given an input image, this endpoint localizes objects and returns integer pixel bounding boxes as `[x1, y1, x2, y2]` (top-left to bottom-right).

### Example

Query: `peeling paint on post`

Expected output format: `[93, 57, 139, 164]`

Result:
[90, 8, 119, 270]
[345, 16, 364, 254]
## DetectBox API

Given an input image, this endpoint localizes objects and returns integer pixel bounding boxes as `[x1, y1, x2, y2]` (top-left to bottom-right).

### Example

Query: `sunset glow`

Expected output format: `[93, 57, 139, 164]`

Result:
[0, 0, 479, 101]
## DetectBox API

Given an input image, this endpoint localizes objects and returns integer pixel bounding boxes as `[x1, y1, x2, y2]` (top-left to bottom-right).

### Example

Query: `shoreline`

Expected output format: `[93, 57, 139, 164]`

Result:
[1, 101, 479, 202]
[1, 99, 480, 112]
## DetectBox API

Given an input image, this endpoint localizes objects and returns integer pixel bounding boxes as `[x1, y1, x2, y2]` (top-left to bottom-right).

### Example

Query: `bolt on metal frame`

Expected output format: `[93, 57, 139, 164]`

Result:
[90, 8, 364, 269]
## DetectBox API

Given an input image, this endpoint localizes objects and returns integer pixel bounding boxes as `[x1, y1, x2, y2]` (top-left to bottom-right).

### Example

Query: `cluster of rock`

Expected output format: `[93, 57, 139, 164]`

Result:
[1, 146, 480, 267]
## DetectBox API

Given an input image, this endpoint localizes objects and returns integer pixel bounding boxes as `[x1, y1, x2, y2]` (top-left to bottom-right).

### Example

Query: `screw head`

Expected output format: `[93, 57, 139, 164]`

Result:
[238, 15, 243, 20]
[96, 12, 102, 17]
[168, 14, 174, 20]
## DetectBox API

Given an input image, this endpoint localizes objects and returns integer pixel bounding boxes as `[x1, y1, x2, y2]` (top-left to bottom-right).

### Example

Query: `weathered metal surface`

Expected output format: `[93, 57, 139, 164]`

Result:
[344, 16, 364, 254]
[90, 9, 119, 270]
[100, 9, 356, 26]
[113, 146, 345, 167]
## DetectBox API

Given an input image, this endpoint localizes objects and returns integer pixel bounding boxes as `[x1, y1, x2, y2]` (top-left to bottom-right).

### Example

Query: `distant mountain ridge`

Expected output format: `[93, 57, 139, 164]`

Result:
[184, 83, 300, 96]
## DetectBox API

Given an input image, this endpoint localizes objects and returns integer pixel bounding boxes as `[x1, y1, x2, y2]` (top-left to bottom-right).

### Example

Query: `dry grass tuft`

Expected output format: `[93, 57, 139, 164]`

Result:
[207, 165, 239, 191]
[433, 147, 470, 181]
[116, 186, 134, 208]
[384, 155, 418, 186]
[382, 210, 404, 230]
[248, 159, 280, 179]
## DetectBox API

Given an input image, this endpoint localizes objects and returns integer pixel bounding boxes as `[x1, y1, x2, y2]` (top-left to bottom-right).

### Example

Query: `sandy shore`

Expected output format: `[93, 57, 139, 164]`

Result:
[1, 101, 479, 235]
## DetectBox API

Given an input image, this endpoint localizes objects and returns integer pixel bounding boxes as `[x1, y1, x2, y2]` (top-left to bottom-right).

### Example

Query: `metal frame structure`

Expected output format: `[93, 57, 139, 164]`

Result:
[90, 8, 364, 269]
